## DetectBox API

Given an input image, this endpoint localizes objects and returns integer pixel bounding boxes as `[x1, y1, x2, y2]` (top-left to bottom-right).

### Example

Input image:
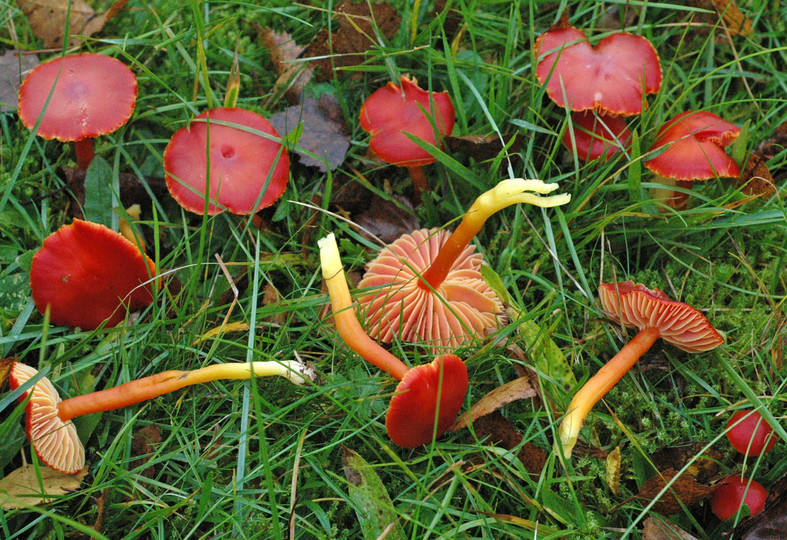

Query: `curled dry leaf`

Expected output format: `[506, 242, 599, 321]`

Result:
[737, 152, 777, 197]
[0, 464, 87, 509]
[451, 374, 540, 431]
[254, 25, 311, 103]
[606, 446, 621, 496]
[17, 0, 131, 48]
[0, 51, 38, 113]
[637, 468, 713, 515]
[652, 442, 723, 485]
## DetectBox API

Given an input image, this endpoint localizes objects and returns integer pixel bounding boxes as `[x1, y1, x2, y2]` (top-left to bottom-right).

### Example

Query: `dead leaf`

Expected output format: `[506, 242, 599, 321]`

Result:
[303, 1, 401, 81]
[254, 25, 311, 103]
[130, 425, 161, 479]
[451, 374, 540, 431]
[262, 282, 286, 326]
[642, 516, 698, 540]
[0, 51, 39, 113]
[737, 152, 777, 197]
[710, 0, 753, 36]
[0, 357, 14, 389]
[0, 464, 87, 509]
[446, 134, 525, 164]
[651, 443, 723, 485]
[17, 0, 130, 48]
[353, 195, 418, 244]
[606, 446, 621, 495]
[466, 411, 547, 476]
[637, 468, 713, 515]
[268, 93, 350, 172]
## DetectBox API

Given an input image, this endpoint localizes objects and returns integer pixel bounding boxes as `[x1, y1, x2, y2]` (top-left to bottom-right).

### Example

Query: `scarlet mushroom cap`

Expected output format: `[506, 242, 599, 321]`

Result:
[711, 475, 768, 521]
[726, 409, 777, 456]
[8, 362, 85, 475]
[534, 27, 662, 116]
[359, 74, 455, 167]
[386, 354, 468, 448]
[358, 228, 506, 350]
[17, 53, 137, 142]
[30, 219, 156, 330]
[563, 111, 632, 161]
[644, 111, 741, 180]
[164, 107, 290, 215]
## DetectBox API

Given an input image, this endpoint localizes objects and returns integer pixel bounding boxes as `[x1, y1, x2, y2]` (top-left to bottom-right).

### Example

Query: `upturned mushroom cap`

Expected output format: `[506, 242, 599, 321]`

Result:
[164, 107, 290, 215]
[30, 219, 156, 330]
[359, 74, 455, 167]
[9, 362, 85, 475]
[598, 281, 724, 353]
[385, 354, 468, 448]
[563, 111, 632, 161]
[358, 228, 506, 350]
[534, 27, 662, 116]
[644, 111, 741, 180]
[17, 53, 137, 142]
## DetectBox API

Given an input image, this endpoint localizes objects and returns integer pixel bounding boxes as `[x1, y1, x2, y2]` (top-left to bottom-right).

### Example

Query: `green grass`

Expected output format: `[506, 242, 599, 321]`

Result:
[1, 0, 786, 538]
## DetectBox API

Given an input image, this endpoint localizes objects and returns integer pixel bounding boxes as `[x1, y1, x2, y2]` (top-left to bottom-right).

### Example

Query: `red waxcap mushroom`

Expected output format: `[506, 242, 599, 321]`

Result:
[563, 111, 632, 161]
[360, 74, 455, 202]
[557, 281, 723, 458]
[535, 27, 661, 116]
[17, 53, 137, 170]
[30, 219, 156, 330]
[645, 111, 741, 208]
[9, 362, 85, 475]
[726, 409, 777, 456]
[164, 107, 290, 215]
[711, 474, 768, 522]
[359, 179, 570, 351]
[319, 232, 468, 448]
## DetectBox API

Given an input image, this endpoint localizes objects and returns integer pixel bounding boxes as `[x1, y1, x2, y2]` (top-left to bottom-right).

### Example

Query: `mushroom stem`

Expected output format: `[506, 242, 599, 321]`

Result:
[407, 165, 428, 205]
[74, 139, 95, 170]
[557, 326, 660, 458]
[56, 361, 314, 422]
[319, 234, 410, 380]
[419, 178, 571, 290]
[649, 175, 691, 210]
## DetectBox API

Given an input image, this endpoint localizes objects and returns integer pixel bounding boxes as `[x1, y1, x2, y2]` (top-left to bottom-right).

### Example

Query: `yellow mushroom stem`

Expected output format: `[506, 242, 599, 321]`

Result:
[419, 178, 571, 290]
[319, 233, 409, 381]
[56, 360, 314, 422]
[558, 326, 661, 458]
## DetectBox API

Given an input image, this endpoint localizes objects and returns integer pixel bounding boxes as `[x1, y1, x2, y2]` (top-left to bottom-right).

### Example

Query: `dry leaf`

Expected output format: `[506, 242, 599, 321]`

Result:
[710, 0, 753, 36]
[467, 411, 547, 476]
[446, 134, 525, 164]
[0, 357, 14, 389]
[17, 0, 130, 48]
[637, 468, 713, 515]
[130, 425, 161, 479]
[353, 195, 418, 244]
[451, 374, 540, 431]
[737, 152, 777, 197]
[642, 516, 698, 540]
[268, 93, 350, 172]
[606, 446, 621, 495]
[0, 51, 38, 113]
[255, 26, 311, 103]
[652, 443, 723, 485]
[0, 464, 87, 509]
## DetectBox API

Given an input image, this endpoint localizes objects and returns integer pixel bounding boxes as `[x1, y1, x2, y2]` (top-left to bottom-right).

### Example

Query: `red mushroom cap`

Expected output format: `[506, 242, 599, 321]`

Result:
[711, 474, 768, 521]
[9, 362, 85, 475]
[358, 228, 506, 350]
[164, 107, 290, 215]
[17, 53, 137, 141]
[644, 111, 741, 180]
[726, 410, 777, 456]
[30, 219, 156, 330]
[534, 27, 662, 115]
[598, 281, 724, 353]
[385, 354, 468, 448]
[563, 111, 632, 161]
[359, 74, 455, 167]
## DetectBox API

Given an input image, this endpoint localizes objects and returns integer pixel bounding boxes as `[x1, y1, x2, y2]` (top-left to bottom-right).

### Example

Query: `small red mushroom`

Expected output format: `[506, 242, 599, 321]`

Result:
[711, 474, 768, 521]
[557, 281, 723, 458]
[563, 111, 632, 161]
[164, 107, 290, 215]
[644, 111, 741, 209]
[359, 74, 455, 203]
[9, 359, 315, 475]
[17, 53, 137, 170]
[534, 27, 662, 116]
[30, 219, 156, 330]
[358, 179, 570, 351]
[319, 233, 468, 448]
[726, 409, 777, 456]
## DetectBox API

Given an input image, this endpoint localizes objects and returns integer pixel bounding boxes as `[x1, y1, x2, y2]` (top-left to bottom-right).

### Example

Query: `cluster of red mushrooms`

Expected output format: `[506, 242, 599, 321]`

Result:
[4, 20, 777, 529]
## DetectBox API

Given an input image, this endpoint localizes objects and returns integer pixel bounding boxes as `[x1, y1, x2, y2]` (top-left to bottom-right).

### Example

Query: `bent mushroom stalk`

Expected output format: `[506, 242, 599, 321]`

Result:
[319, 233, 468, 448]
[557, 282, 724, 458]
[9, 360, 316, 475]
[358, 178, 571, 350]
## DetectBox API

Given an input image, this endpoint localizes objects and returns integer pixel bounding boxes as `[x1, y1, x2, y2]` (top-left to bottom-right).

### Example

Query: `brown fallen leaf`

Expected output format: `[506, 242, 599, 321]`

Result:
[642, 516, 698, 540]
[651, 442, 723, 485]
[451, 374, 540, 431]
[268, 93, 350, 172]
[606, 446, 621, 496]
[737, 152, 777, 197]
[0, 464, 87, 509]
[637, 468, 713, 515]
[130, 425, 162, 479]
[303, 1, 401, 81]
[17, 0, 131, 48]
[353, 195, 418, 244]
[446, 134, 525, 165]
[0, 357, 14, 389]
[710, 0, 753, 36]
[254, 25, 311, 103]
[0, 51, 39, 113]
[468, 411, 547, 476]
